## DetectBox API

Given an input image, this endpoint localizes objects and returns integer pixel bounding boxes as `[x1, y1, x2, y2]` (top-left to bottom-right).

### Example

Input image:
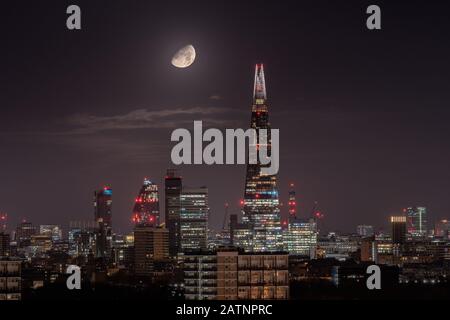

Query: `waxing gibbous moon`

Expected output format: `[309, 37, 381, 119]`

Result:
[171, 45, 196, 68]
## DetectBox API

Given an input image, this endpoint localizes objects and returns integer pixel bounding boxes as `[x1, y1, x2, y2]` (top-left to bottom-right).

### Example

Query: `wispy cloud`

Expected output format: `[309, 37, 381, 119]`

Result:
[209, 95, 222, 100]
[67, 106, 242, 134]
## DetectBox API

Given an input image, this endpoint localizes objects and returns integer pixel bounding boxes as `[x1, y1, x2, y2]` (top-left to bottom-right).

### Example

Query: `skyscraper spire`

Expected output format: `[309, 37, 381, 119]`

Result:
[243, 64, 282, 252]
[253, 64, 267, 102]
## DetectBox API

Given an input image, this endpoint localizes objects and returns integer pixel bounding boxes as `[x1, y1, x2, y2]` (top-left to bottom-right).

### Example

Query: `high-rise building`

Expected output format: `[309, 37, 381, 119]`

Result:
[180, 187, 209, 252]
[94, 187, 112, 226]
[15, 221, 36, 248]
[39, 225, 62, 242]
[165, 169, 182, 256]
[357, 225, 374, 237]
[391, 216, 407, 244]
[134, 225, 169, 276]
[94, 187, 112, 258]
[131, 178, 160, 227]
[0, 233, 10, 257]
[283, 219, 317, 258]
[406, 207, 428, 238]
[242, 64, 282, 252]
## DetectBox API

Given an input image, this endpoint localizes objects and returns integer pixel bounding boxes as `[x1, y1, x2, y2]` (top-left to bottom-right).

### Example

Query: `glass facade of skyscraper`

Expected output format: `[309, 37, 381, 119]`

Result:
[180, 187, 209, 252]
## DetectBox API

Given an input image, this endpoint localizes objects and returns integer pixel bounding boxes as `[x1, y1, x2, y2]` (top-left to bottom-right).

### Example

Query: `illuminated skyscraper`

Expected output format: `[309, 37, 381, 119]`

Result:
[180, 187, 209, 252]
[406, 207, 428, 238]
[131, 178, 160, 227]
[165, 169, 182, 256]
[94, 187, 112, 258]
[242, 64, 282, 252]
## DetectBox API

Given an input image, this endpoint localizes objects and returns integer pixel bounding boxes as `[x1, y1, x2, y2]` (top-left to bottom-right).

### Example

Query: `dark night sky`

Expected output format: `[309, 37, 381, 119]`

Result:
[1, 0, 450, 234]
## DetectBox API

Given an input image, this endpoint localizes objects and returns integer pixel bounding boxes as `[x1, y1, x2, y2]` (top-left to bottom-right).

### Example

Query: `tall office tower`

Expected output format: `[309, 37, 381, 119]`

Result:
[283, 218, 317, 258]
[134, 225, 169, 276]
[15, 221, 36, 248]
[406, 207, 428, 238]
[356, 225, 375, 237]
[165, 169, 182, 256]
[391, 216, 407, 244]
[0, 232, 10, 257]
[435, 219, 450, 238]
[242, 64, 282, 252]
[39, 225, 62, 242]
[131, 178, 160, 226]
[288, 183, 297, 223]
[180, 187, 209, 252]
[94, 187, 112, 258]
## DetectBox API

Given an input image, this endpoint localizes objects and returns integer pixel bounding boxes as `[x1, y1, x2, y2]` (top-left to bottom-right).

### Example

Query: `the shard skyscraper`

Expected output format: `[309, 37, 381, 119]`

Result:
[242, 64, 282, 252]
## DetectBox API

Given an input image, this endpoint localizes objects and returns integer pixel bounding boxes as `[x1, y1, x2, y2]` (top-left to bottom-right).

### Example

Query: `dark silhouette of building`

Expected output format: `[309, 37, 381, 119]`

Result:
[391, 216, 407, 244]
[15, 221, 36, 248]
[0, 233, 10, 257]
[94, 187, 112, 259]
[165, 169, 182, 256]
[134, 225, 169, 276]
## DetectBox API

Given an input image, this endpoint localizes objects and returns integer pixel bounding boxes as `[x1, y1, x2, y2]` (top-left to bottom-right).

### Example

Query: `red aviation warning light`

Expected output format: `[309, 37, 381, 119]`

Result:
[315, 211, 324, 219]
[0, 213, 7, 231]
[288, 183, 297, 220]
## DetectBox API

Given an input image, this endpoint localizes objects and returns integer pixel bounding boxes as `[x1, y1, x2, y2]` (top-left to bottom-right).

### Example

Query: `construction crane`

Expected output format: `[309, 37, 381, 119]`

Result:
[0, 213, 7, 232]
[310, 201, 325, 234]
[222, 203, 229, 231]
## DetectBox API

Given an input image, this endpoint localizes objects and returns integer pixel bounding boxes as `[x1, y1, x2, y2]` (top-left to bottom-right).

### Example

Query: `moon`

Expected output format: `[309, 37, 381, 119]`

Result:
[171, 45, 196, 68]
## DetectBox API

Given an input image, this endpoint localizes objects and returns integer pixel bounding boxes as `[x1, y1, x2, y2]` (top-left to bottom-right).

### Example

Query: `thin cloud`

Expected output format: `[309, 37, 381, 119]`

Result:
[67, 106, 242, 134]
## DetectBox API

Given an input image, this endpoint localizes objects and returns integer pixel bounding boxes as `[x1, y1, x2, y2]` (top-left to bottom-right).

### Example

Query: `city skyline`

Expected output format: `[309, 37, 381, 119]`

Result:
[2, 1, 450, 235]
